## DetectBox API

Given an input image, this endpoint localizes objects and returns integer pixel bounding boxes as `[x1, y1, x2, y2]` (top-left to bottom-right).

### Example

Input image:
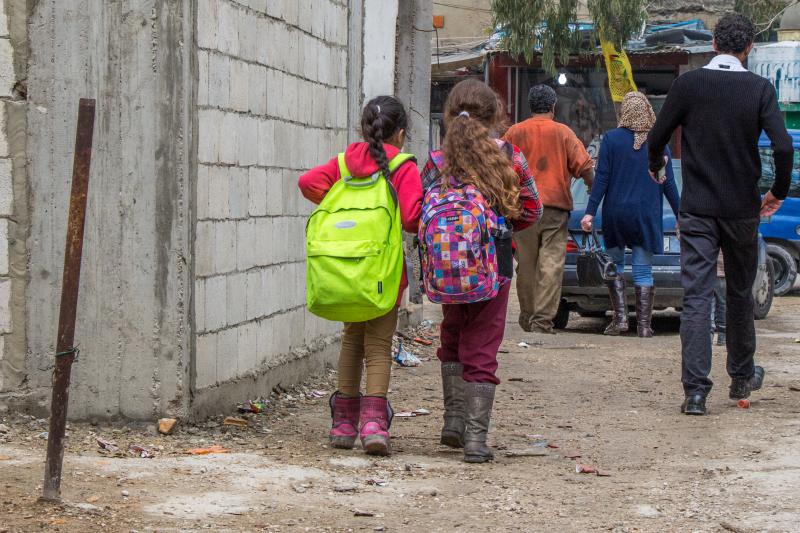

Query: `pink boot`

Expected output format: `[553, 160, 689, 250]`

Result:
[329, 392, 360, 449]
[359, 396, 394, 456]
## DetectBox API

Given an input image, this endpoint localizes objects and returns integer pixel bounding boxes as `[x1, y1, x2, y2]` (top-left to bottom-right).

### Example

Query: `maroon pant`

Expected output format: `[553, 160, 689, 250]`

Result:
[437, 282, 510, 384]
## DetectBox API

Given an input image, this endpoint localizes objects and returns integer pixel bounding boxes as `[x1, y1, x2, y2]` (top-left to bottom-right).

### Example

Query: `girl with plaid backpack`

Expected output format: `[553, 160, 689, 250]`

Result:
[419, 79, 542, 463]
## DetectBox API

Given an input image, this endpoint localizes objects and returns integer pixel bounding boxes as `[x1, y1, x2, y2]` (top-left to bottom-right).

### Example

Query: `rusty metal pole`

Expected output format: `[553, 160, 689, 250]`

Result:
[41, 98, 96, 502]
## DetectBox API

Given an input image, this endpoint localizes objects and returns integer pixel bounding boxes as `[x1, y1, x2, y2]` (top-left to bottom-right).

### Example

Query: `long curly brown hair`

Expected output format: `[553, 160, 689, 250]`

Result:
[442, 79, 521, 219]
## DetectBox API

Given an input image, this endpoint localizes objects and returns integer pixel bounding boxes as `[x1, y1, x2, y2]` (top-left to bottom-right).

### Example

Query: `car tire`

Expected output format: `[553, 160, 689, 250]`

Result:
[767, 243, 797, 297]
[754, 257, 775, 321]
[553, 298, 570, 330]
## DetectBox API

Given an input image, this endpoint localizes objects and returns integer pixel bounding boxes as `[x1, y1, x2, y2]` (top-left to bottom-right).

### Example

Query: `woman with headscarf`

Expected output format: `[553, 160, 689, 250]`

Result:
[580, 92, 680, 337]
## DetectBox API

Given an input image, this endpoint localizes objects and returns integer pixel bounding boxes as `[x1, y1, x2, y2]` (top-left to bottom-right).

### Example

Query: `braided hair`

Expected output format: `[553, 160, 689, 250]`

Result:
[361, 96, 408, 179]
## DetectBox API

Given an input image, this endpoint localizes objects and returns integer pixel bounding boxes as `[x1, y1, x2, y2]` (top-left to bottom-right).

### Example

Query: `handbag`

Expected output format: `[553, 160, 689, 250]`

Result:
[575, 230, 618, 287]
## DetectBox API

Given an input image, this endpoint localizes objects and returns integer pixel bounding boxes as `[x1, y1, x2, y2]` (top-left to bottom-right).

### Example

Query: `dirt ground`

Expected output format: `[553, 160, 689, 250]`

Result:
[2, 291, 800, 533]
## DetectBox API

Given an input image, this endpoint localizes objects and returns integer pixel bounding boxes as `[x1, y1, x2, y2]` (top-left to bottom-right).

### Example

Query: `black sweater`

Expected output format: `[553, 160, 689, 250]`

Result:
[648, 67, 794, 218]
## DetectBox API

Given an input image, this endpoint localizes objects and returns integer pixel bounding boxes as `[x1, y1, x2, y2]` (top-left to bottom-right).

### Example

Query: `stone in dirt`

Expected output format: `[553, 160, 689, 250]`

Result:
[0, 424, 10, 433]
[158, 418, 177, 435]
[636, 504, 662, 518]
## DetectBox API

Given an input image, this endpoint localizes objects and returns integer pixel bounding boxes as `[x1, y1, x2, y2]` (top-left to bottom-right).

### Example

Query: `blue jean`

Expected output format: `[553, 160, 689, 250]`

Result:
[606, 246, 654, 287]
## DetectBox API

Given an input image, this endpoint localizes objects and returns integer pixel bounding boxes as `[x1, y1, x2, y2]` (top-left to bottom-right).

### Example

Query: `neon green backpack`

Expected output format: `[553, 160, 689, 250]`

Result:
[306, 152, 415, 322]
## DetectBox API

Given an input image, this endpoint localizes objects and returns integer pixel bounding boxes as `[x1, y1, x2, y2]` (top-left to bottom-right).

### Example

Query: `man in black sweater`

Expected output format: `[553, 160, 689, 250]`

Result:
[648, 14, 794, 416]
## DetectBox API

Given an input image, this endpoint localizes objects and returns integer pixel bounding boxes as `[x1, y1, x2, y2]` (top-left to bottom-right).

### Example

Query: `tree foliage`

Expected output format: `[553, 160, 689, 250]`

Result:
[492, 0, 647, 74]
[735, 0, 797, 38]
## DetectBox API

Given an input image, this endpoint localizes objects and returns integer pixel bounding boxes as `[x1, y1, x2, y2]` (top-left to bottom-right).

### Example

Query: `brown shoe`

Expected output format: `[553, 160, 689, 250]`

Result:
[635, 286, 655, 338]
[604, 276, 629, 336]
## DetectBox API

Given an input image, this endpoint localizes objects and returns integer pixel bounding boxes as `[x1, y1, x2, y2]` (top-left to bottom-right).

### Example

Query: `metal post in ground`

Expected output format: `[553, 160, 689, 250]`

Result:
[41, 98, 96, 502]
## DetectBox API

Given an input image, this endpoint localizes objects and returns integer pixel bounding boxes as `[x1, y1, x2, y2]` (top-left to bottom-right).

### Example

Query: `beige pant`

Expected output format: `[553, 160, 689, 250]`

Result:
[514, 207, 569, 332]
[338, 307, 398, 397]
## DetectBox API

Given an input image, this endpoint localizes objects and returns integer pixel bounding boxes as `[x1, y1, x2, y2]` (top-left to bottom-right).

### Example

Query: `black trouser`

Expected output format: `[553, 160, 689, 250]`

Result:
[679, 213, 759, 397]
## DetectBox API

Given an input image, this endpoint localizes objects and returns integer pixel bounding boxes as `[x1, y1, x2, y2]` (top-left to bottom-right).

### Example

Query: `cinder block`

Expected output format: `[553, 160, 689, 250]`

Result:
[237, 321, 258, 374]
[253, 217, 273, 267]
[239, 12, 261, 61]
[254, 316, 274, 365]
[195, 333, 217, 389]
[265, 69, 282, 117]
[197, 51, 210, 106]
[216, 327, 239, 383]
[248, 167, 267, 216]
[237, 116, 259, 167]
[197, 0, 219, 49]
[0, 219, 7, 276]
[310, 1, 325, 39]
[196, 164, 210, 220]
[316, 45, 330, 87]
[272, 121, 290, 168]
[214, 220, 238, 274]
[0, 101, 7, 157]
[265, 168, 284, 216]
[0, 40, 14, 98]
[257, 119, 275, 167]
[286, 28, 300, 76]
[248, 64, 267, 115]
[297, 0, 313, 34]
[261, 265, 279, 316]
[218, 1, 240, 56]
[219, 112, 239, 165]
[288, 219, 306, 262]
[204, 275, 227, 331]
[226, 272, 247, 326]
[194, 220, 215, 277]
[207, 53, 231, 109]
[236, 219, 257, 271]
[265, 0, 282, 19]
[0, 7, 8, 38]
[281, 169, 300, 216]
[207, 165, 230, 219]
[249, 0, 267, 13]
[197, 109, 221, 164]
[194, 278, 206, 333]
[256, 18, 271, 66]
[229, 60, 250, 112]
[0, 278, 8, 334]
[245, 269, 263, 320]
[228, 167, 249, 219]
[283, 0, 299, 27]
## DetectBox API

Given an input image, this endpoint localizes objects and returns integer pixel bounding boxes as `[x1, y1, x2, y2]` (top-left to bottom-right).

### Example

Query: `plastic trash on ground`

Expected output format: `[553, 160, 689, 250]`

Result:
[393, 339, 421, 367]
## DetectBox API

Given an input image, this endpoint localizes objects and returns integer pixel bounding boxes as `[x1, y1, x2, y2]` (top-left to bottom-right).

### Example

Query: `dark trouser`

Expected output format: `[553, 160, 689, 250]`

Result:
[711, 277, 727, 335]
[679, 213, 759, 397]
[437, 282, 510, 384]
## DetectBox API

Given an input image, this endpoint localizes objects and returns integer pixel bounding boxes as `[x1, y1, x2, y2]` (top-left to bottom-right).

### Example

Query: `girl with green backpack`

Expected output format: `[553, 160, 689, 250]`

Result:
[299, 96, 422, 456]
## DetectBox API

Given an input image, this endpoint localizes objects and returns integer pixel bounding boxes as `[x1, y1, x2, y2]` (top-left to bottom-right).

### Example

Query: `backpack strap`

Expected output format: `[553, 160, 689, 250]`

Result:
[337, 152, 351, 179]
[337, 152, 415, 179]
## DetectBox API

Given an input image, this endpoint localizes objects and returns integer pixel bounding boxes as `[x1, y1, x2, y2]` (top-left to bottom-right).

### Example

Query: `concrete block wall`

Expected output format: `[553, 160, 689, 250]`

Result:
[193, 0, 346, 394]
[0, 2, 11, 389]
[0, 0, 25, 394]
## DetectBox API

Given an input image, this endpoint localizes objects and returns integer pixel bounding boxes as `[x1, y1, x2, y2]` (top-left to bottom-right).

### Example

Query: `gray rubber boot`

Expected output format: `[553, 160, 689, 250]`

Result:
[440, 362, 466, 448]
[463, 382, 496, 463]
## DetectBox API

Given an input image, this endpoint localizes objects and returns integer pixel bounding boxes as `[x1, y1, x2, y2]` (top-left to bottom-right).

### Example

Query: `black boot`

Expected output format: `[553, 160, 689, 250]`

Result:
[730, 366, 765, 400]
[635, 286, 655, 338]
[463, 382, 496, 463]
[440, 362, 466, 448]
[681, 394, 707, 415]
[604, 276, 628, 336]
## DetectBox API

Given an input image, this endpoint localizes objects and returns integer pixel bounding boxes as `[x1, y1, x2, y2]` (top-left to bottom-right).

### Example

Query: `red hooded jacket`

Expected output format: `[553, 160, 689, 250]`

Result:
[298, 142, 423, 306]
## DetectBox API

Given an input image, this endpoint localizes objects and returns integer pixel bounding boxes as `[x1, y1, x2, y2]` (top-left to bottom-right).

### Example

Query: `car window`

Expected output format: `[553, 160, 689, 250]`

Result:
[758, 148, 800, 197]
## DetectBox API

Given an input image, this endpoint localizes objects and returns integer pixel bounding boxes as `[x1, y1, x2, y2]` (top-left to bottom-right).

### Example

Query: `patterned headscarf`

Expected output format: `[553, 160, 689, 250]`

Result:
[618, 91, 656, 151]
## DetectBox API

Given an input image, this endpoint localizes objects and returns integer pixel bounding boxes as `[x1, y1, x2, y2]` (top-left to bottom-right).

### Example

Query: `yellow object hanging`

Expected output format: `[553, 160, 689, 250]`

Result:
[601, 39, 637, 102]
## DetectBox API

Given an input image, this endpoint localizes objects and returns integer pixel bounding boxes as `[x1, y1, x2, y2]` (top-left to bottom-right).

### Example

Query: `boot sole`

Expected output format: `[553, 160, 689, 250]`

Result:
[440, 432, 464, 449]
[330, 436, 357, 449]
[464, 454, 494, 463]
[362, 435, 391, 456]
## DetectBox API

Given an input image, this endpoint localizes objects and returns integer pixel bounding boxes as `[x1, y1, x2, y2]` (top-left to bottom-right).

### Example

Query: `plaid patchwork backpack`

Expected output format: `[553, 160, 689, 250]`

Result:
[418, 152, 500, 304]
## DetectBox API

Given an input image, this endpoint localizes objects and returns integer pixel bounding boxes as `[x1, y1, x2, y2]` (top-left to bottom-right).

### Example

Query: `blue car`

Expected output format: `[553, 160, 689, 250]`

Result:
[758, 129, 800, 296]
[556, 160, 775, 329]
